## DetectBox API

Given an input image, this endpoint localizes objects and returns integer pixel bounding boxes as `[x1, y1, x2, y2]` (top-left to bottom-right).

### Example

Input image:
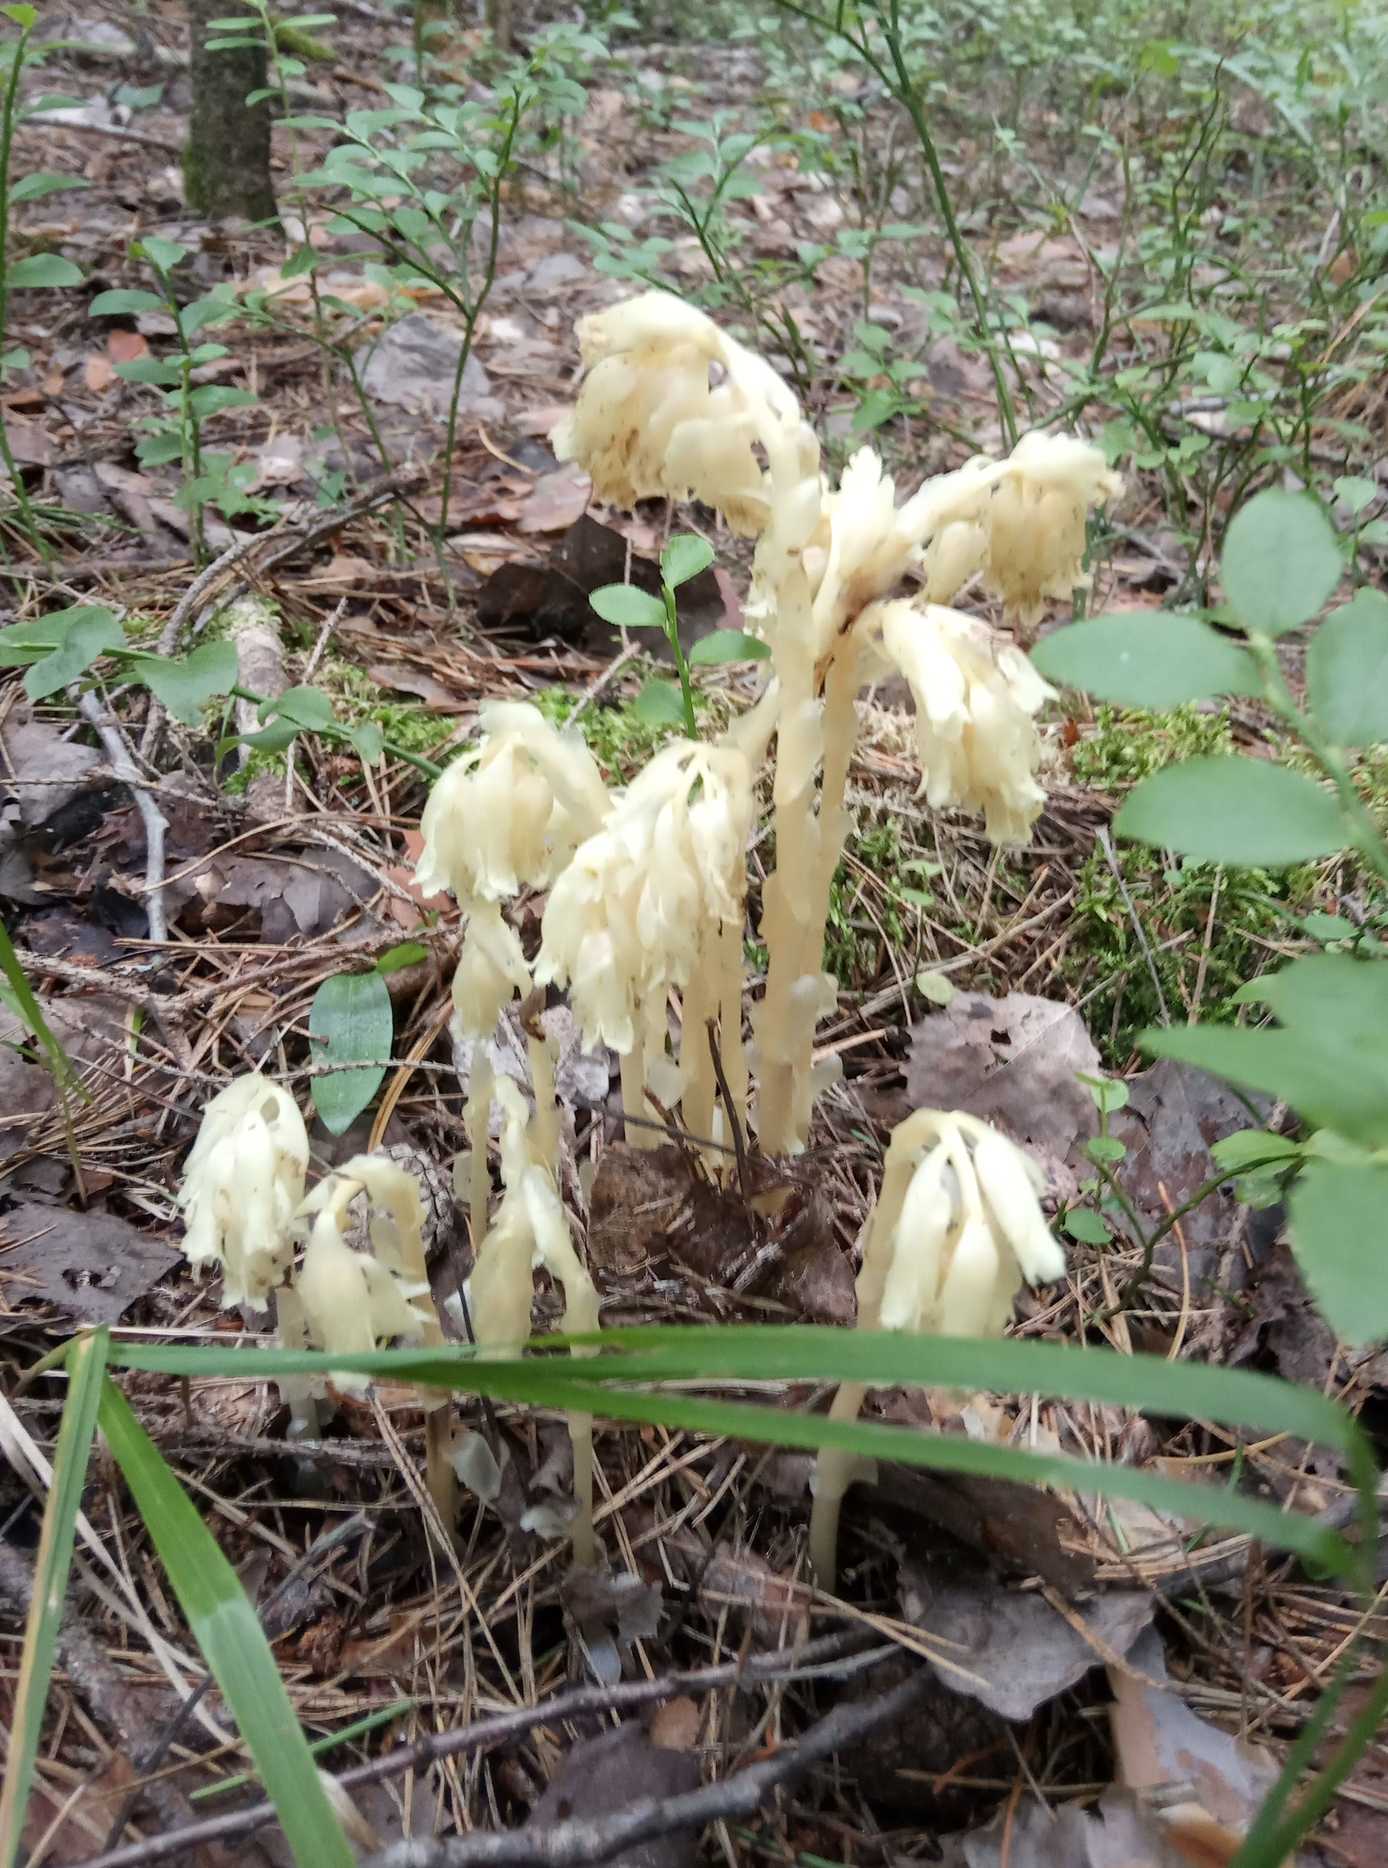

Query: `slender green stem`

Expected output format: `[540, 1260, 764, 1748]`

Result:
[151, 261, 207, 565]
[221, 681, 443, 779]
[0, 22, 48, 561]
[769, 0, 1018, 447]
[661, 585, 699, 738]
[437, 91, 524, 542]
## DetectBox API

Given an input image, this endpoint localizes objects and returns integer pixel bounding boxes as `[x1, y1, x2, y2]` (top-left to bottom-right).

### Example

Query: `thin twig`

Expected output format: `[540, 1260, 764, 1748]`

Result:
[1095, 826, 1170, 1024]
[72, 1634, 892, 1868]
[367, 1665, 934, 1868]
[76, 692, 170, 944]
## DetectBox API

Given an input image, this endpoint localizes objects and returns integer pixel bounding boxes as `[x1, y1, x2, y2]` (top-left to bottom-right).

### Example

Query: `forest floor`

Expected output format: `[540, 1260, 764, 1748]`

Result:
[1, 2, 1387, 1865]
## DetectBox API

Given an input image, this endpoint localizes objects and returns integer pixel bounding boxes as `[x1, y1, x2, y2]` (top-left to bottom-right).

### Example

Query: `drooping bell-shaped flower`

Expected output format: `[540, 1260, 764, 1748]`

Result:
[415, 701, 609, 907]
[451, 900, 533, 1039]
[177, 1073, 309, 1310]
[809, 1106, 1065, 1585]
[972, 431, 1121, 628]
[863, 597, 1056, 845]
[554, 290, 813, 536]
[291, 1159, 438, 1396]
[536, 739, 754, 1053]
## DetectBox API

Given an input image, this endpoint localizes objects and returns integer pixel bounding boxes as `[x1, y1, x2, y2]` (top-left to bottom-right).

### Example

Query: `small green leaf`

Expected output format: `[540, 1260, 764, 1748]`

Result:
[344, 720, 384, 763]
[1220, 489, 1342, 636]
[116, 356, 184, 386]
[376, 941, 427, 975]
[914, 969, 956, 1005]
[1078, 1072, 1130, 1115]
[8, 253, 83, 289]
[631, 677, 687, 727]
[89, 287, 166, 315]
[264, 684, 337, 730]
[660, 533, 714, 588]
[187, 384, 258, 418]
[1334, 475, 1379, 517]
[1210, 1129, 1303, 1173]
[308, 970, 393, 1134]
[588, 584, 668, 630]
[24, 609, 127, 701]
[1289, 1160, 1388, 1345]
[98, 1380, 355, 1867]
[1085, 1136, 1127, 1164]
[688, 628, 772, 666]
[1115, 757, 1345, 866]
[1305, 589, 1388, 750]
[1030, 611, 1258, 707]
[1, 4, 38, 26]
[10, 171, 89, 203]
[1064, 1208, 1113, 1245]
[137, 235, 189, 273]
[129, 642, 238, 726]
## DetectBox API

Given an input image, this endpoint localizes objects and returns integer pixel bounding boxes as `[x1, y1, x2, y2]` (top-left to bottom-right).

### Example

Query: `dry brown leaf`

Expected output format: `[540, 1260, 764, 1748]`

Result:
[84, 353, 116, 393]
[0, 1204, 180, 1325]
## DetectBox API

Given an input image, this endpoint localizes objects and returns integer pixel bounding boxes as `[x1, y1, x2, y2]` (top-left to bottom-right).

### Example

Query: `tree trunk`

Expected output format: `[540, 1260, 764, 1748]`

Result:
[184, 0, 276, 223]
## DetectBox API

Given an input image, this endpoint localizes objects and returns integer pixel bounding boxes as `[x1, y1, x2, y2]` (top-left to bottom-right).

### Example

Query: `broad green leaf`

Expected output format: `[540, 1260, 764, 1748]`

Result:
[0, 604, 120, 668]
[1, 4, 38, 26]
[631, 677, 686, 727]
[98, 1380, 354, 1868]
[660, 533, 714, 588]
[108, 1328, 1374, 1580]
[8, 253, 83, 289]
[1289, 1160, 1388, 1345]
[588, 584, 667, 630]
[24, 609, 127, 701]
[138, 235, 189, 273]
[1210, 1129, 1303, 1173]
[1030, 612, 1257, 706]
[1220, 489, 1341, 636]
[1234, 952, 1388, 1035]
[1115, 757, 1345, 865]
[10, 171, 88, 203]
[129, 642, 238, 726]
[0, 1330, 108, 1868]
[89, 287, 166, 315]
[1141, 1024, 1388, 1150]
[688, 628, 772, 666]
[308, 969, 392, 1134]
[1305, 590, 1388, 749]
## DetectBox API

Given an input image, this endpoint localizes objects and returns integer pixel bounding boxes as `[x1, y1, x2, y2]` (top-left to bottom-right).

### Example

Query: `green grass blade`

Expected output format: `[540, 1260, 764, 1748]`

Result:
[107, 1330, 1374, 1582]
[0, 1328, 109, 1868]
[0, 917, 81, 1093]
[97, 1378, 355, 1868]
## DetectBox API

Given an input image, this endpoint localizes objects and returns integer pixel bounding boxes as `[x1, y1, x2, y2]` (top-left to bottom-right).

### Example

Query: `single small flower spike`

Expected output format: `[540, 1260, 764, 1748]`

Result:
[177, 1073, 309, 1310]
[415, 701, 609, 907]
[864, 598, 1056, 845]
[554, 290, 810, 535]
[536, 740, 754, 1053]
